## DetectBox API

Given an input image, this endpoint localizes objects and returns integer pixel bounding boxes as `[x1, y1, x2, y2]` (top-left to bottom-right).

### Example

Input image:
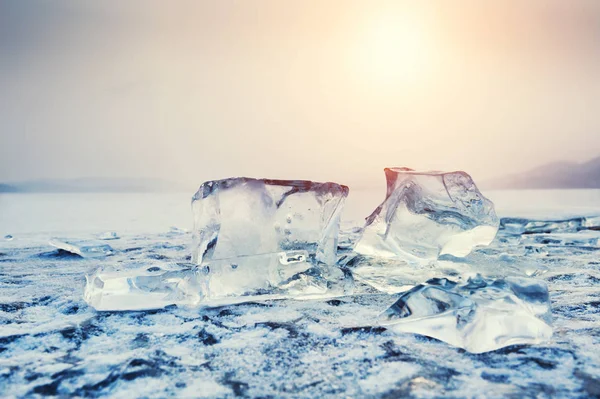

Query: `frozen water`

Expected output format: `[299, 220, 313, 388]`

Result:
[344, 251, 549, 295]
[84, 264, 200, 311]
[84, 179, 351, 310]
[354, 168, 499, 260]
[1, 191, 600, 397]
[379, 275, 553, 353]
[83, 250, 339, 310]
[501, 215, 600, 235]
[194, 251, 322, 302]
[49, 238, 114, 258]
[520, 230, 600, 247]
[4, 234, 13, 241]
[96, 231, 120, 240]
[192, 178, 348, 265]
[188, 178, 351, 304]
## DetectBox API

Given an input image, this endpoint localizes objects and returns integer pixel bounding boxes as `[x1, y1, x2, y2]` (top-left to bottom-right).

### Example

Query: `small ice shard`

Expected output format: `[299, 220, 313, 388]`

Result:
[4, 234, 13, 241]
[190, 178, 351, 304]
[379, 275, 553, 353]
[97, 231, 120, 240]
[500, 216, 600, 235]
[50, 239, 114, 258]
[84, 264, 199, 311]
[354, 168, 499, 261]
[163, 226, 188, 238]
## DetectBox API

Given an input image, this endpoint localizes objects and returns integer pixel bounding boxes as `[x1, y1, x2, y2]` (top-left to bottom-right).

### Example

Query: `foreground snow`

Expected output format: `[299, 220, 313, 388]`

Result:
[1, 215, 600, 398]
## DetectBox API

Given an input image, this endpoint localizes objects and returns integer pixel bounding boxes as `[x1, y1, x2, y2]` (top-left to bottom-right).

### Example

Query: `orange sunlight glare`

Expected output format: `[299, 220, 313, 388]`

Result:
[352, 7, 434, 90]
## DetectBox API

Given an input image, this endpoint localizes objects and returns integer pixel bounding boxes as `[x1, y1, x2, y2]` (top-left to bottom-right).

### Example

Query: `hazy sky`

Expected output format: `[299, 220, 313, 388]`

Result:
[1, 0, 600, 188]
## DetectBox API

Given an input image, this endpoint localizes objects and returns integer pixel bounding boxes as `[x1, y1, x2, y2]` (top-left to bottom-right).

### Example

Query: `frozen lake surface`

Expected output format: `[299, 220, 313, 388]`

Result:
[1, 190, 600, 398]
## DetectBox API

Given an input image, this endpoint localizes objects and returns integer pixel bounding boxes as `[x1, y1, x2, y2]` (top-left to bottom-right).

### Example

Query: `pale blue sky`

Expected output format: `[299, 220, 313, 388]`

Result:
[1, 0, 600, 187]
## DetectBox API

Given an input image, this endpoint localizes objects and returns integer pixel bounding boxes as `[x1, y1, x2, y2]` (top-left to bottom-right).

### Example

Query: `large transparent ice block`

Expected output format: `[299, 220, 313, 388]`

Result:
[378, 275, 553, 353]
[190, 178, 351, 303]
[192, 178, 348, 266]
[354, 168, 499, 261]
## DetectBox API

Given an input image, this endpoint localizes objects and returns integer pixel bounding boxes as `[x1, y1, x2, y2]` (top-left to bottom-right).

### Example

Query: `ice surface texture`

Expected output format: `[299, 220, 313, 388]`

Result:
[379, 275, 553, 353]
[5, 191, 600, 397]
[2, 211, 597, 397]
[354, 168, 499, 260]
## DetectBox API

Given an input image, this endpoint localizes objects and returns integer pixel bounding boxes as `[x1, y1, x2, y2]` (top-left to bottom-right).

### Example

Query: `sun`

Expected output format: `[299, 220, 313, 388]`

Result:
[352, 8, 433, 89]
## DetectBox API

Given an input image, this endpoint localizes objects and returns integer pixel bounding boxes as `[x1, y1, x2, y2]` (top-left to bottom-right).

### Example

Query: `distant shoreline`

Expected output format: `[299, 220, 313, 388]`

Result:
[483, 156, 600, 190]
[0, 178, 184, 194]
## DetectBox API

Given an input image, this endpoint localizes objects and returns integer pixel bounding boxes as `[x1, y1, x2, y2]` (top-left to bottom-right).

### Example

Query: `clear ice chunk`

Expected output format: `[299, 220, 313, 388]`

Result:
[84, 264, 200, 311]
[500, 216, 600, 235]
[50, 239, 114, 258]
[4, 234, 13, 241]
[344, 251, 549, 295]
[84, 250, 350, 311]
[96, 231, 120, 240]
[190, 178, 350, 304]
[354, 168, 499, 261]
[192, 178, 348, 266]
[84, 178, 351, 311]
[378, 275, 553, 353]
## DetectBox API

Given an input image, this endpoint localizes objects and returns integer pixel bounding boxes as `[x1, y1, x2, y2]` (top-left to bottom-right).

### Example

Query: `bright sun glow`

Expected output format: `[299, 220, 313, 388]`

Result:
[353, 9, 432, 89]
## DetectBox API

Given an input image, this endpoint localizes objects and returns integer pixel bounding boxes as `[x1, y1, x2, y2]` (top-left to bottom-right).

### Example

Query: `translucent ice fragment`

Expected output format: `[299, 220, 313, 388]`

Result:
[195, 250, 343, 306]
[188, 178, 351, 304]
[520, 231, 600, 248]
[50, 239, 114, 258]
[84, 178, 352, 311]
[379, 275, 553, 353]
[4, 234, 13, 241]
[354, 168, 499, 261]
[97, 231, 120, 240]
[500, 216, 600, 235]
[583, 215, 600, 230]
[84, 264, 199, 311]
[84, 250, 349, 310]
[192, 178, 349, 266]
[345, 251, 550, 295]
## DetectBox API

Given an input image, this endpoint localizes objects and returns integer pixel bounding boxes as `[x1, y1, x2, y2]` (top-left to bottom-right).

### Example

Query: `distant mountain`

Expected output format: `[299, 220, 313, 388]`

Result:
[0, 178, 182, 193]
[0, 183, 20, 193]
[485, 156, 600, 189]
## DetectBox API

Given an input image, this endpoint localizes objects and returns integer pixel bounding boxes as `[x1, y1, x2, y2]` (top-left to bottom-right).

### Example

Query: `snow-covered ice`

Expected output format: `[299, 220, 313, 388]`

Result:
[1, 190, 600, 397]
